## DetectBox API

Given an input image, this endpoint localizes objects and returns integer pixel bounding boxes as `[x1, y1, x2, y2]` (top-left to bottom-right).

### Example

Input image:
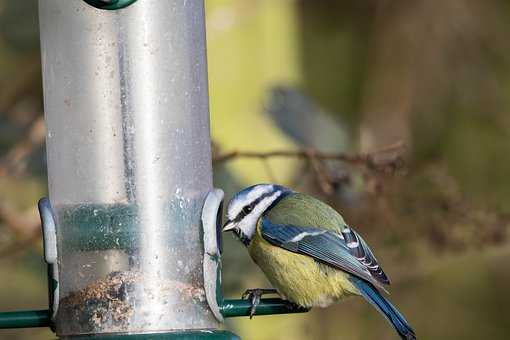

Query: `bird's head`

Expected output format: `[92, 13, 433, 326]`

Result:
[223, 184, 291, 245]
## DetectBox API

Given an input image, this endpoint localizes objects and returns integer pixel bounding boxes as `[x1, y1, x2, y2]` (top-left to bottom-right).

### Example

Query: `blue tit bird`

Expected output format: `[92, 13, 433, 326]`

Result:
[223, 184, 416, 340]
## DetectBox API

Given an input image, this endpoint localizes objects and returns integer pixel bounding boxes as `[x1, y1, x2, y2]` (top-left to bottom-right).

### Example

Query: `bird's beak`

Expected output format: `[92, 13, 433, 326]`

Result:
[222, 220, 236, 232]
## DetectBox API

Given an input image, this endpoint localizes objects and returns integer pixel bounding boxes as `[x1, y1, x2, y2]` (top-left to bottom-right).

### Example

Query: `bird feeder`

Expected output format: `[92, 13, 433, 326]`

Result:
[0, 0, 305, 338]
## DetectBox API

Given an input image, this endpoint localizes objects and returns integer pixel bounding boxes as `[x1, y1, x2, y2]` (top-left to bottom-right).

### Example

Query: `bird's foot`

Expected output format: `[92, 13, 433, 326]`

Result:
[241, 288, 279, 319]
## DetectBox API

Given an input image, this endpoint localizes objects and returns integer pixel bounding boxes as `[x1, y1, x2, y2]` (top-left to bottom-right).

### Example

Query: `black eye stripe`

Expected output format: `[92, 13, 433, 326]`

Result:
[233, 191, 276, 223]
[232, 189, 291, 224]
[244, 202, 256, 212]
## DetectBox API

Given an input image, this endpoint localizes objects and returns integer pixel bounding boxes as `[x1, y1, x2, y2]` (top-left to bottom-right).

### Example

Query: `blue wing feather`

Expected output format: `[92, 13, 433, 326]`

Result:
[350, 276, 416, 340]
[260, 217, 387, 290]
[342, 226, 390, 285]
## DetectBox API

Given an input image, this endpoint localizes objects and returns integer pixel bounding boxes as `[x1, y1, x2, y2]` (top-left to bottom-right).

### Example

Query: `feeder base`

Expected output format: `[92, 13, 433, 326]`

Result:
[64, 330, 240, 340]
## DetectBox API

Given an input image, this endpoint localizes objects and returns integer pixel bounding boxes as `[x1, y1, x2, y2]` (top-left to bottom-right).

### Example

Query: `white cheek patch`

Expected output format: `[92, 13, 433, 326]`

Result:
[237, 191, 282, 240]
[227, 185, 274, 220]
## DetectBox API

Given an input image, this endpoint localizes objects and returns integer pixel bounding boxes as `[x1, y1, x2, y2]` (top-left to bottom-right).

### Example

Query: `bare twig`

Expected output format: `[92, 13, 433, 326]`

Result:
[212, 142, 405, 195]
[213, 141, 405, 170]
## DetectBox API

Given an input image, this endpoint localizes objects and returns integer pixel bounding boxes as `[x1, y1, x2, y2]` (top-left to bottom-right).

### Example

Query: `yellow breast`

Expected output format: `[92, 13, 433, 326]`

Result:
[248, 232, 359, 308]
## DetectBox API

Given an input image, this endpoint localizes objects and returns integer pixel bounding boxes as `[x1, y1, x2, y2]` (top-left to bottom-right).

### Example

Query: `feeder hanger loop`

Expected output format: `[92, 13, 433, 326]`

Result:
[83, 0, 138, 10]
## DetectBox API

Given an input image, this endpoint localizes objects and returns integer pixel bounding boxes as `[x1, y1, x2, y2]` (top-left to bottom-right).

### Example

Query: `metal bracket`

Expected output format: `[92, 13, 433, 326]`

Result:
[38, 198, 59, 327]
[202, 189, 225, 322]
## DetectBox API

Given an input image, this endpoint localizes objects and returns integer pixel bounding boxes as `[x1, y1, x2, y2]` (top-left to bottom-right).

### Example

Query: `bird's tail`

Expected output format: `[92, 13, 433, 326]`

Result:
[350, 276, 416, 340]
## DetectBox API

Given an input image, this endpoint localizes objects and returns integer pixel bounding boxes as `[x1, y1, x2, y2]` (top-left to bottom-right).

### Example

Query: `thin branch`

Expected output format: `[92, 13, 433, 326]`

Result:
[213, 141, 405, 171]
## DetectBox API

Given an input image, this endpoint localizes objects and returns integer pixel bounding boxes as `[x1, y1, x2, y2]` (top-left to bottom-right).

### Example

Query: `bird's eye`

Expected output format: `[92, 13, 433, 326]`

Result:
[242, 206, 252, 214]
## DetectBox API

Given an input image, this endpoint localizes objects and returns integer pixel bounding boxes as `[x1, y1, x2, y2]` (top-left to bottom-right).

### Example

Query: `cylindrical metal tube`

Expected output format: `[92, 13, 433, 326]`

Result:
[39, 0, 216, 336]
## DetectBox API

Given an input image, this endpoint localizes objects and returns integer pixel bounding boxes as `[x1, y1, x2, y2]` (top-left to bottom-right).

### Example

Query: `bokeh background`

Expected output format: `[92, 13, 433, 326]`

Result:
[1, 0, 510, 339]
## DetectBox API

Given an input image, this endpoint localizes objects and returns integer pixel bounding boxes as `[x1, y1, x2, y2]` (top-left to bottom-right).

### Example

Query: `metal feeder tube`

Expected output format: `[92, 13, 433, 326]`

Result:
[39, 0, 220, 336]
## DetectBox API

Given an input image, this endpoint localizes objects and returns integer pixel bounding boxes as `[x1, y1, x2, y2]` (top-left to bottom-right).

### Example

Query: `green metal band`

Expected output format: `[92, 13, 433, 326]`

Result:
[0, 310, 50, 329]
[69, 330, 240, 339]
[83, 0, 138, 10]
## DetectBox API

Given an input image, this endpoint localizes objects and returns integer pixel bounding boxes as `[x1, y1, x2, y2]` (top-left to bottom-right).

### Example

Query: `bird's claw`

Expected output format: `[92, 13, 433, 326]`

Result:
[241, 288, 278, 319]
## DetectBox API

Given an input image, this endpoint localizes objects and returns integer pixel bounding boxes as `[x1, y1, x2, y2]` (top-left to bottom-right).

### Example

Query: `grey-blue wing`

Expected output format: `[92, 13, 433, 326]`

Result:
[260, 216, 387, 291]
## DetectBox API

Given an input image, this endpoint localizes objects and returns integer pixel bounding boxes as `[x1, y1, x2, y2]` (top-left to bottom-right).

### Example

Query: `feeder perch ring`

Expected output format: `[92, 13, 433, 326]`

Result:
[202, 188, 225, 322]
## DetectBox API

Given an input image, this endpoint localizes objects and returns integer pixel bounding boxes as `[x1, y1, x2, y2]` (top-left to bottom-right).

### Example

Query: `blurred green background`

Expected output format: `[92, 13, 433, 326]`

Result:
[1, 0, 510, 339]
